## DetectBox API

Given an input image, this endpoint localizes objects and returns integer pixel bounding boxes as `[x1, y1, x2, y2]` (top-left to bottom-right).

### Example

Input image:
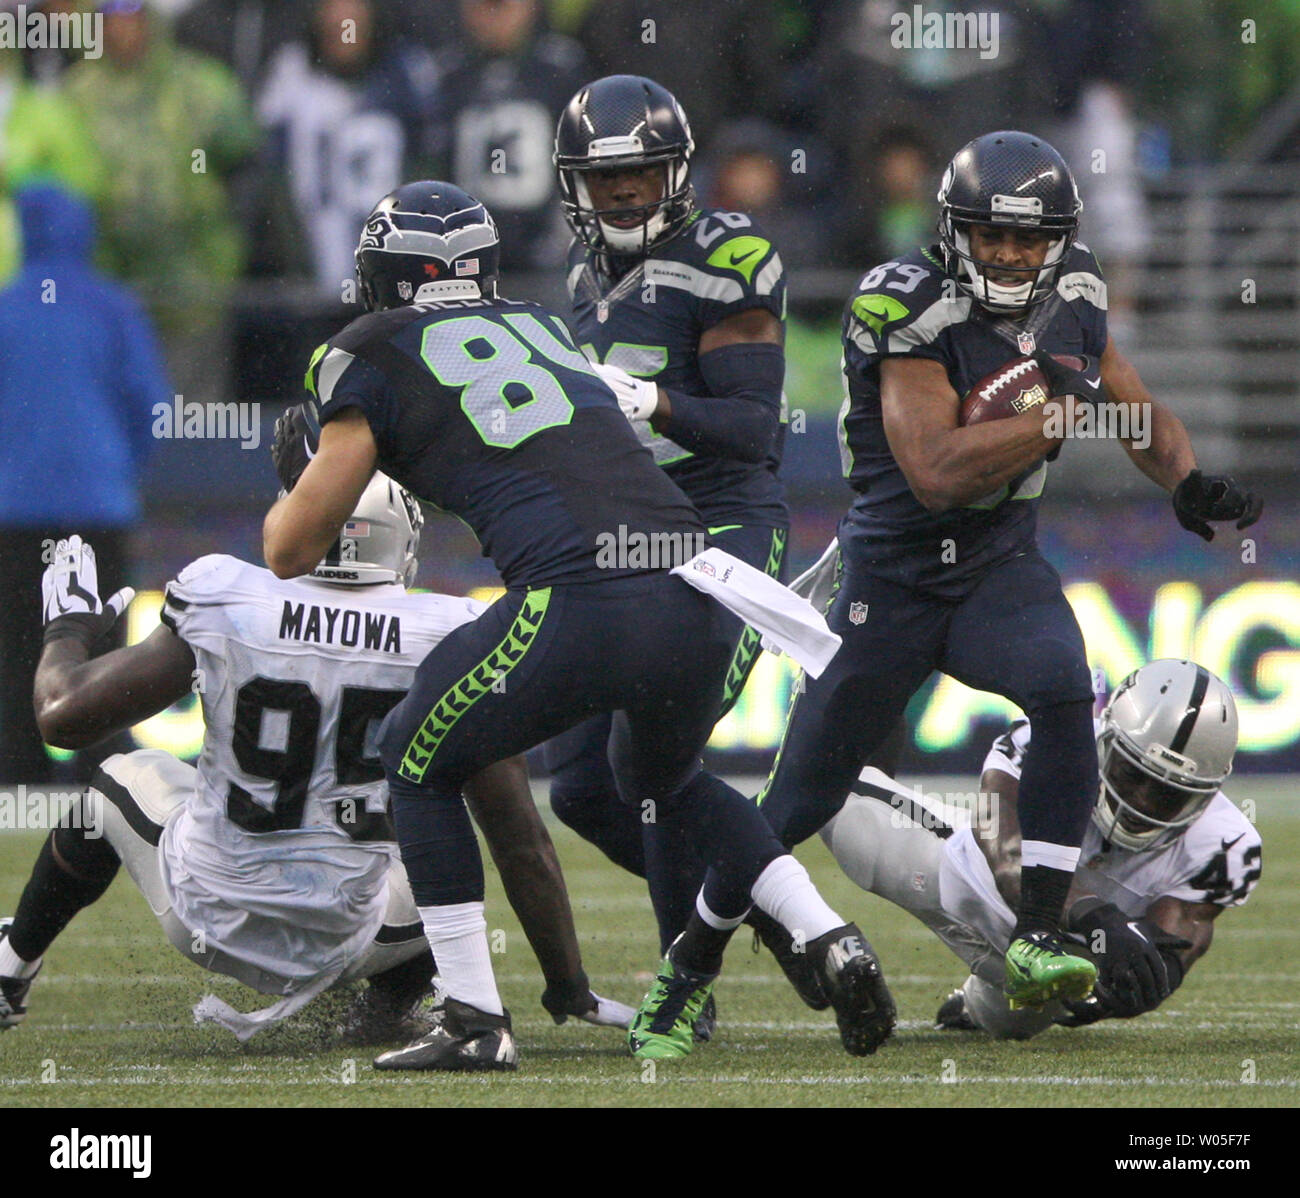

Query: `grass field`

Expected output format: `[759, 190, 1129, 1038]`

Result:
[1, 776, 1296, 1109]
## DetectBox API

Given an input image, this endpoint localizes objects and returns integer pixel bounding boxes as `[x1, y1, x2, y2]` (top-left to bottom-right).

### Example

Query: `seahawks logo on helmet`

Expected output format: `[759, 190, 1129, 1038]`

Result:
[354, 181, 501, 312]
[359, 211, 395, 252]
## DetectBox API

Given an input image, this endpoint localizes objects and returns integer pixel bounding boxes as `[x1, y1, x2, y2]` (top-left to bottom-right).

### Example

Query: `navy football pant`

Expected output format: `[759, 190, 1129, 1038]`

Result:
[702, 548, 1097, 918]
[377, 572, 786, 913]
[542, 524, 787, 950]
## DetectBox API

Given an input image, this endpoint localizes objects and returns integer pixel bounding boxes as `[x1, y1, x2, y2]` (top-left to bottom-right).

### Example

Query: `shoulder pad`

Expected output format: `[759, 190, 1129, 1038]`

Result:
[845, 251, 968, 357]
[1175, 795, 1263, 907]
[169, 554, 247, 600]
[669, 209, 784, 296]
[1056, 243, 1108, 309]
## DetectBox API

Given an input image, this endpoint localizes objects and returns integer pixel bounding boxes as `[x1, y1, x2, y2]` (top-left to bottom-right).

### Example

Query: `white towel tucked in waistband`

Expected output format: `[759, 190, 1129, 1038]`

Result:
[670, 547, 841, 677]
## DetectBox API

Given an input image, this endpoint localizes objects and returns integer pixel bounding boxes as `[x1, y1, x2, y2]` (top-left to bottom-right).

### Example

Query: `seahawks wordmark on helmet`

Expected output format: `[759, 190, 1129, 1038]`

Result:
[937, 130, 1082, 316]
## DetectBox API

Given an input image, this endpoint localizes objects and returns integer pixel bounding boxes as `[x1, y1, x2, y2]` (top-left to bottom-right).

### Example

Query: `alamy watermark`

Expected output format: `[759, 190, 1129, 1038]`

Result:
[890, 5, 999, 60]
[0, 786, 101, 838]
[595, 525, 706, 570]
[151, 395, 261, 450]
[1043, 396, 1151, 449]
[890, 783, 999, 840]
[0, 5, 102, 58]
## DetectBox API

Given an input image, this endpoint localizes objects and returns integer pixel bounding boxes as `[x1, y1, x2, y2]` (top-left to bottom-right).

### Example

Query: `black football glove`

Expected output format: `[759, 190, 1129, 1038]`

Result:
[1031, 350, 1106, 406]
[271, 402, 320, 492]
[41, 535, 135, 654]
[1067, 898, 1190, 1018]
[1172, 469, 1263, 542]
[1054, 994, 1112, 1028]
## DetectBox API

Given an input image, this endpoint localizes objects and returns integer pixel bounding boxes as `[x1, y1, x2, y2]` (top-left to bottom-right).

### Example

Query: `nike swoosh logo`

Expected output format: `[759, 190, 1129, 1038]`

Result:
[1222, 834, 1244, 851]
[1125, 921, 1150, 944]
[729, 249, 759, 267]
[1084, 378, 1101, 389]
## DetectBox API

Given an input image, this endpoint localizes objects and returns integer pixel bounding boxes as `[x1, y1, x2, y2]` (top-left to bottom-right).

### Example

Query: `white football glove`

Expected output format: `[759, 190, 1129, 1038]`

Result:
[41, 535, 135, 648]
[576, 991, 636, 1029]
[592, 361, 660, 423]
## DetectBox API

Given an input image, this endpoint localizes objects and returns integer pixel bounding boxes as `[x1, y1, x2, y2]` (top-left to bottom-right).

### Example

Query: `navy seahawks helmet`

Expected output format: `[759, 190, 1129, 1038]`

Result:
[355, 181, 500, 311]
[937, 131, 1082, 315]
[554, 75, 695, 257]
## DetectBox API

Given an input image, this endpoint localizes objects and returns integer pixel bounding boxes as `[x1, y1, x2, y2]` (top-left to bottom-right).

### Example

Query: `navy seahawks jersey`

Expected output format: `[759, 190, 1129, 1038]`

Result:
[837, 243, 1108, 596]
[308, 295, 704, 588]
[566, 207, 788, 530]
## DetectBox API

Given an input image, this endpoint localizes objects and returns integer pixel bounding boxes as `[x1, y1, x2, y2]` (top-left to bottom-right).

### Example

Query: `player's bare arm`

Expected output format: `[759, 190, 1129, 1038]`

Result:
[464, 756, 595, 1016]
[977, 765, 1023, 910]
[972, 764, 1125, 913]
[1099, 336, 1198, 490]
[1143, 894, 1219, 971]
[880, 357, 1064, 512]
[34, 626, 195, 751]
[264, 407, 378, 578]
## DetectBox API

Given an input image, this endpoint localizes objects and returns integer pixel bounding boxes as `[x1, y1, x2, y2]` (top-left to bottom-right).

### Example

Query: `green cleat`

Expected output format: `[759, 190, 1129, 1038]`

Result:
[1005, 930, 1098, 1010]
[628, 940, 717, 1060]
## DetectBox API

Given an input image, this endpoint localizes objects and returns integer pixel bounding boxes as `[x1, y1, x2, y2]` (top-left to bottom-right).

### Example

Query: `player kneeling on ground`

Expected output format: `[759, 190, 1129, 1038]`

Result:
[0, 480, 628, 1044]
[765, 660, 1259, 1038]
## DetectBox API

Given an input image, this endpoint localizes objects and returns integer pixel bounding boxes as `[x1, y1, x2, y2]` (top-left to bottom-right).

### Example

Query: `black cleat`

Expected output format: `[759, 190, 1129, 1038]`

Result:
[0, 919, 39, 1032]
[746, 906, 830, 1011]
[810, 922, 896, 1056]
[935, 987, 979, 1031]
[373, 997, 518, 1072]
[692, 992, 717, 1043]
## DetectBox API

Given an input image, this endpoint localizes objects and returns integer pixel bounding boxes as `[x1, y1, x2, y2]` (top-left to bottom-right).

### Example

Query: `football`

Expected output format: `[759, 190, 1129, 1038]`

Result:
[959, 354, 1085, 426]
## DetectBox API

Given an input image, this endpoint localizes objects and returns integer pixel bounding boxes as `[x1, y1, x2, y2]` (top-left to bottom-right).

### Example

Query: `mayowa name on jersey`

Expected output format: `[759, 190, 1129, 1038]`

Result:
[279, 600, 403, 652]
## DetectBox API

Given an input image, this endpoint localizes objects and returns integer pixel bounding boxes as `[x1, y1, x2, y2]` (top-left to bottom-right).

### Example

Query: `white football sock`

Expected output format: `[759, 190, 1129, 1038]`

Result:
[750, 855, 842, 943]
[0, 938, 39, 979]
[417, 902, 503, 1016]
[1021, 840, 1082, 872]
[695, 892, 749, 931]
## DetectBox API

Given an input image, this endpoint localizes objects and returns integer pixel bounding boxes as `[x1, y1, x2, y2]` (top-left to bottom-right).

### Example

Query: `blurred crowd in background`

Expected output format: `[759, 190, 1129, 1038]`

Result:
[2, 0, 1299, 399]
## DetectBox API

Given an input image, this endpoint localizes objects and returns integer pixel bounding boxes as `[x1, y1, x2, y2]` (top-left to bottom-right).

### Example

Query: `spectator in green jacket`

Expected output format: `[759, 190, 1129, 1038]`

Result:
[62, 1, 259, 402]
[0, 46, 105, 281]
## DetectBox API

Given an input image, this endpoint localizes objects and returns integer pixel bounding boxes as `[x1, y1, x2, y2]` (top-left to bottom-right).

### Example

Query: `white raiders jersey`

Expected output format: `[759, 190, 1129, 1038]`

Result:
[156, 554, 484, 987]
[938, 718, 1262, 957]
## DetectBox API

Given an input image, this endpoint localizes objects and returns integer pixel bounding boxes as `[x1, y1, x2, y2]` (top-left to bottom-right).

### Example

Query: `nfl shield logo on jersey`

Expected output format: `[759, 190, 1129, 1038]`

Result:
[848, 601, 868, 625]
[1017, 331, 1036, 354]
[397, 280, 413, 300]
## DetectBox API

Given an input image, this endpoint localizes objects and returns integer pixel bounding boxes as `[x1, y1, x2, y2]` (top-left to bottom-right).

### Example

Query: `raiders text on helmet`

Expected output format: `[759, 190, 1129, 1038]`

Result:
[554, 74, 695, 258]
[1095, 660, 1239, 851]
[314, 472, 424, 588]
[355, 181, 500, 312]
[937, 130, 1082, 315]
